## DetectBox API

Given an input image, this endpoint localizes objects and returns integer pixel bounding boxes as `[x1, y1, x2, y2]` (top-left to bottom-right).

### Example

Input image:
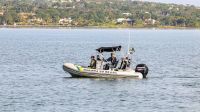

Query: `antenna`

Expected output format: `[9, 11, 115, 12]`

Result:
[127, 30, 131, 55]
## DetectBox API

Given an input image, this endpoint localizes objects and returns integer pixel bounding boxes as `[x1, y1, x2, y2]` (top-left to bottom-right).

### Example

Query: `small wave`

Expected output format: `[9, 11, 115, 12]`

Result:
[169, 76, 200, 79]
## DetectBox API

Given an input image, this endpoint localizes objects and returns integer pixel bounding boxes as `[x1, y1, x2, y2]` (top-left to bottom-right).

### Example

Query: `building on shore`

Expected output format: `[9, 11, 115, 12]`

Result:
[116, 18, 134, 25]
[28, 18, 44, 24]
[116, 18, 126, 23]
[122, 13, 132, 16]
[59, 18, 72, 25]
[144, 18, 157, 25]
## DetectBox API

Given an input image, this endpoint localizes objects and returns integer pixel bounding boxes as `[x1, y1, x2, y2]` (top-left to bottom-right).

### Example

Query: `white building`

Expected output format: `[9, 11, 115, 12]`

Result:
[144, 19, 157, 25]
[28, 18, 43, 23]
[59, 18, 72, 25]
[122, 13, 132, 16]
[116, 18, 134, 25]
[116, 18, 126, 23]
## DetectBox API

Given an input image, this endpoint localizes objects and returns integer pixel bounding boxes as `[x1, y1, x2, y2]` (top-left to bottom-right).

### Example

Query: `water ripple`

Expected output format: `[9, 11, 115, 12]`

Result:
[0, 29, 200, 112]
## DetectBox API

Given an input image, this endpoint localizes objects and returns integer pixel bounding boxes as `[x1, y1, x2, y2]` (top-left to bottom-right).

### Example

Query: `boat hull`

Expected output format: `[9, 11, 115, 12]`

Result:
[63, 63, 143, 78]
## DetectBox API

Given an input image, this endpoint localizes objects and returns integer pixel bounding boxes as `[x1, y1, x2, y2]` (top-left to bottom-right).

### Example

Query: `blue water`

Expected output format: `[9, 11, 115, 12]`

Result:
[0, 28, 200, 112]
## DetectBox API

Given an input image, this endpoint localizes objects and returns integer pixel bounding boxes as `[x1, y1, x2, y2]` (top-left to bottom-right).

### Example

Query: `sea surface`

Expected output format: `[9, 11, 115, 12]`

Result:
[0, 28, 200, 112]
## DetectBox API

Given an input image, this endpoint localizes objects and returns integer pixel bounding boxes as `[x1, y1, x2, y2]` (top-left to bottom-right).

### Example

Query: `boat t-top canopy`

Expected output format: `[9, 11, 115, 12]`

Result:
[96, 45, 122, 52]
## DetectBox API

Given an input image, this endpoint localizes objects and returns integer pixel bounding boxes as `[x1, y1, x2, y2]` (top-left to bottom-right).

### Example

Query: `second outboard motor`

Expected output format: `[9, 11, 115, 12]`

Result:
[135, 64, 148, 78]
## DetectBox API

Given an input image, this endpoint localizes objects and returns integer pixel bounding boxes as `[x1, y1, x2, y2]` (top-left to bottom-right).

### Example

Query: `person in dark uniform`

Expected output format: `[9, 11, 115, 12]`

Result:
[88, 56, 96, 69]
[106, 52, 117, 69]
[119, 56, 130, 70]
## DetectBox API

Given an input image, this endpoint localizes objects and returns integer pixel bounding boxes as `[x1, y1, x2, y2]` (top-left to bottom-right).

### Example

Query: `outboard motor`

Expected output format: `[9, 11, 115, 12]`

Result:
[135, 64, 148, 78]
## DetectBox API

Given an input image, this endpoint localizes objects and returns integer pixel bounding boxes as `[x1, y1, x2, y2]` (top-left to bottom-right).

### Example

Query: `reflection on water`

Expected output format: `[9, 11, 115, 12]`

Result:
[0, 28, 200, 112]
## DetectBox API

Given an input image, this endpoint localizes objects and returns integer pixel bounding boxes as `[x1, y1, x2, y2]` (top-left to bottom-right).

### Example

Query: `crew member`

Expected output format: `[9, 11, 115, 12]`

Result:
[119, 56, 130, 70]
[88, 56, 96, 69]
[96, 53, 104, 69]
[106, 52, 117, 68]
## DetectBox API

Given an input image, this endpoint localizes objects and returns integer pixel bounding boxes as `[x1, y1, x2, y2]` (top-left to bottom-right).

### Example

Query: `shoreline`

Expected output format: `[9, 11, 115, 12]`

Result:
[0, 25, 199, 30]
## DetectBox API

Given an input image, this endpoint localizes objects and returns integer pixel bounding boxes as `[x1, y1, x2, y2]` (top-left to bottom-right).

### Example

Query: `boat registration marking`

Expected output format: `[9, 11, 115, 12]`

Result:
[83, 68, 117, 74]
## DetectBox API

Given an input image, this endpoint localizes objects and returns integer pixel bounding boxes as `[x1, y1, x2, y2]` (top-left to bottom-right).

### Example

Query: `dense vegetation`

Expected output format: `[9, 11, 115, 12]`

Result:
[0, 0, 200, 28]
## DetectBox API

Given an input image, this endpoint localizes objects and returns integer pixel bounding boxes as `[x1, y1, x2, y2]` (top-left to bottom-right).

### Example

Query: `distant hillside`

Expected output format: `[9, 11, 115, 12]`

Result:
[0, 0, 200, 28]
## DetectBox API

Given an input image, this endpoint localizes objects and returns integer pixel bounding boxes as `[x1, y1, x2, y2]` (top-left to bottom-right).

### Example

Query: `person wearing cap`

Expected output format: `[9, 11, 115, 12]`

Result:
[88, 56, 96, 69]
[106, 52, 117, 68]
[96, 53, 104, 69]
[119, 56, 130, 70]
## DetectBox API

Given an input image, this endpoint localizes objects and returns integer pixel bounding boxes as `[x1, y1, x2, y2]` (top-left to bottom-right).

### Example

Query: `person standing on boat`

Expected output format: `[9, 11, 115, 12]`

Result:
[88, 56, 96, 69]
[119, 57, 125, 69]
[106, 52, 117, 69]
[96, 51, 104, 69]
[119, 56, 129, 70]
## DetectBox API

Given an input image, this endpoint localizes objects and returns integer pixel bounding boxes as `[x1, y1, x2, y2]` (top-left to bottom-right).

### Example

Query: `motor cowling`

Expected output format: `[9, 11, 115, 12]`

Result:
[135, 64, 148, 78]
